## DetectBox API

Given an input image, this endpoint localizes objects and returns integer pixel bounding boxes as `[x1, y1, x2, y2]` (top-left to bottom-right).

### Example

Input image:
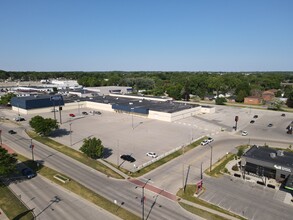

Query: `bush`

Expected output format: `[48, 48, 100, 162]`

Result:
[215, 97, 227, 105]
[232, 164, 239, 171]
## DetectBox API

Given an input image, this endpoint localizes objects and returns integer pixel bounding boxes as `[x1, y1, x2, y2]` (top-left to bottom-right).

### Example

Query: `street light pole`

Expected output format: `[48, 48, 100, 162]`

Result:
[200, 162, 203, 180]
[30, 139, 34, 161]
[208, 143, 213, 173]
[136, 178, 151, 220]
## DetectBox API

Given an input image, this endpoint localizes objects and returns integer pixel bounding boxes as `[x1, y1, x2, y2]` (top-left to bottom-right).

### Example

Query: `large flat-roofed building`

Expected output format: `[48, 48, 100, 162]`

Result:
[11, 95, 64, 115]
[241, 145, 293, 182]
[11, 94, 214, 122]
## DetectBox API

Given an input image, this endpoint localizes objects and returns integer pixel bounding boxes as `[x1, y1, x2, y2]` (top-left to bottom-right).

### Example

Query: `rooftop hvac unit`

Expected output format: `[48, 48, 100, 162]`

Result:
[277, 150, 284, 156]
[270, 153, 276, 158]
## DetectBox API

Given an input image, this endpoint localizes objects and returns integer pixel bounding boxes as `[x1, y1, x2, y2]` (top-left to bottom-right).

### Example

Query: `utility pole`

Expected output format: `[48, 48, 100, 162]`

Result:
[30, 139, 34, 161]
[135, 178, 151, 220]
[209, 144, 213, 173]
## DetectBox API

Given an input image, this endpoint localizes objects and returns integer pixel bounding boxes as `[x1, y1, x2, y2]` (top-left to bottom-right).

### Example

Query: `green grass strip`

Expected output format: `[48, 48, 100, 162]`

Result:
[26, 130, 123, 179]
[0, 182, 34, 220]
[117, 138, 205, 178]
[17, 154, 140, 220]
[205, 153, 235, 177]
[179, 202, 229, 220]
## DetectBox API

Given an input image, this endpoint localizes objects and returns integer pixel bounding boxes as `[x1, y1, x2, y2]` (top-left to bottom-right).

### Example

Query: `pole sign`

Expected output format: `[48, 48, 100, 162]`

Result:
[235, 116, 239, 122]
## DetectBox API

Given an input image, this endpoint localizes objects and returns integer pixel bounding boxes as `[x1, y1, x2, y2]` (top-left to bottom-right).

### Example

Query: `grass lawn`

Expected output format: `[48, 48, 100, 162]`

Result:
[0, 181, 34, 220]
[205, 153, 235, 177]
[26, 130, 123, 179]
[17, 154, 140, 220]
[179, 202, 229, 220]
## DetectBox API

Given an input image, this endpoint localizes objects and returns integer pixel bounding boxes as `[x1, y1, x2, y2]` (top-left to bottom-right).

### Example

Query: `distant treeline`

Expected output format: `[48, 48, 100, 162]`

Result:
[1, 70, 293, 101]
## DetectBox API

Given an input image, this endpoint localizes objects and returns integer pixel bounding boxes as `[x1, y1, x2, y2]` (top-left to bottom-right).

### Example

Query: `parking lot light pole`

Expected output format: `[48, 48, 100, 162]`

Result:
[136, 178, 151, 220]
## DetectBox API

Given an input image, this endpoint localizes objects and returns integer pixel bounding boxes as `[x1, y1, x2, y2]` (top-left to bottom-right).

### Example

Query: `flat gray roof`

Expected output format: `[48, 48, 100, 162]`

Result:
[244, 146, 293, 169]
[64, 95, 199, 113]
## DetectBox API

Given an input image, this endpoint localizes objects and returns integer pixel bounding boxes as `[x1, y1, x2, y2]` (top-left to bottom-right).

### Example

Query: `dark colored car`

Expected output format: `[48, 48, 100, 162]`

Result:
[120, 154, 136, 163]
[268, 123, 273, 127]
[8, 130, 17, 134]
[253, 115, 258, 119]
[250, 120, 255, 124]
[14, 117, 25, 121]
[281, 113, 286, 117]
[21, 168, 36, 179]
[82, 111, 88, 115]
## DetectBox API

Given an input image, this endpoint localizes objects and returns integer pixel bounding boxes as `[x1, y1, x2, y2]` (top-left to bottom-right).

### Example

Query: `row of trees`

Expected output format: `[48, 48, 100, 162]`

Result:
[2, 70, 293, 103]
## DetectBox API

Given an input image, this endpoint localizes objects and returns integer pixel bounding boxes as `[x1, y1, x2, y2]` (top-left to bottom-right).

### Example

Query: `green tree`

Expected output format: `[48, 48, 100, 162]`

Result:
[235, 90, 247, 103]
[0, 147, 17, 177]
[29, 116, 59, 136]
[215, 97, 227, 105]
[80, 137, 104, 159]
[286, 91, 293, 108]
[237, 148, 244, 158]
[0, 93, 16, 105]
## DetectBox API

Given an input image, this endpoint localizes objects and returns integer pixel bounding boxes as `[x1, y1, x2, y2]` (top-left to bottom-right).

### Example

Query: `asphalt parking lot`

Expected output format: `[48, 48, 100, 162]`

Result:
[1, 105, 293, 170]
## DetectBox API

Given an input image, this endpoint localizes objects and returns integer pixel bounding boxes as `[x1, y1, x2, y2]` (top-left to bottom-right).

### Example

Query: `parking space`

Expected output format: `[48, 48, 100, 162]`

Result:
[2, 104, 293, 171]
[23, 108, 210, 170]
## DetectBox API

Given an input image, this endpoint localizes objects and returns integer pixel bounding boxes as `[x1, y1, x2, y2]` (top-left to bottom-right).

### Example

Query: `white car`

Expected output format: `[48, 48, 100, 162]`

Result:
[146, 152, 158, 158]
[242, 131, 248, 136]
[201, 140, 209, 146]
[207, 137, 214, 143]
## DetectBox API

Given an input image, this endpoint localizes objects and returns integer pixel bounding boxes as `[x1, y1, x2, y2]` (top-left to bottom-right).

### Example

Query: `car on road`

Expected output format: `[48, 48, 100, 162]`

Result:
[207, 137, 214, 143]
[281, 113, 286, 117]
[201, 140, 209, 146]
[51, 109, 59, 112]
[250, 120, 255, 124]
[242, 131, 248, 136]
[253, 115, 258, 118]
[21, 168, 36, 179]
[120, 154, 136, 163]
[82, 111, 88, 115]
[268, 123, 273, 127]
[146, 152, 158, 158]
[8, 130, 17, 134]
[69, 113, 75, 117]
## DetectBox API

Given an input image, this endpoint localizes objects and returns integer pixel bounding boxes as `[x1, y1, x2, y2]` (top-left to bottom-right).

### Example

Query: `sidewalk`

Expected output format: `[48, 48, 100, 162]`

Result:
[98, 159, 129, 179]
[0, 208, 9, 220]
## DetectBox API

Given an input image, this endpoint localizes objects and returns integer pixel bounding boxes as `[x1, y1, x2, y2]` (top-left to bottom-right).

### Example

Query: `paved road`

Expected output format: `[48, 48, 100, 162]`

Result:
[140, 135, 293, 220]
[1, 123, 199, 220]
[8, 175, 119, 220]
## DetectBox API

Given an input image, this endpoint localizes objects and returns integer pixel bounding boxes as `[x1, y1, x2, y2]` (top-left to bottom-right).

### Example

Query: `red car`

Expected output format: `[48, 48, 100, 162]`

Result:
[69, 113, 75, 117]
